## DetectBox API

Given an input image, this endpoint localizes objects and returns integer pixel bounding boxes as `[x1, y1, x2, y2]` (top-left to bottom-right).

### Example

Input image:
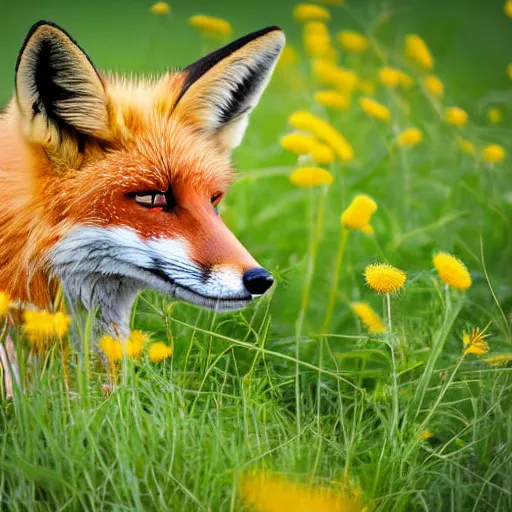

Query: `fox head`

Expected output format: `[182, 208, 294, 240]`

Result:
[13, 21, 285, 335]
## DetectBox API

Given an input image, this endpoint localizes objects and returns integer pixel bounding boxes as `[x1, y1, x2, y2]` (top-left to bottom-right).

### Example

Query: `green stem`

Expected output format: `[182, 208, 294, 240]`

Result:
[321, 227, 349, 332]
[295, 185, 329, 446]
[412, 292, 463, 422]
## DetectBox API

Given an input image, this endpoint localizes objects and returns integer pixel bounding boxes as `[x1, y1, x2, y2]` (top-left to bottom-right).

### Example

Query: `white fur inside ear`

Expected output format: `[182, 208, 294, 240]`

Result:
[16, 23, 109, 143]
[218, 115, 249, 149]
[177, 28, 285, 150]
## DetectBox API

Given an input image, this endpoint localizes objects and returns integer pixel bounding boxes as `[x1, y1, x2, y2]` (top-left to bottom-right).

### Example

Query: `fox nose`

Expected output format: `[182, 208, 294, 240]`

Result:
[243, 267, 274, 296]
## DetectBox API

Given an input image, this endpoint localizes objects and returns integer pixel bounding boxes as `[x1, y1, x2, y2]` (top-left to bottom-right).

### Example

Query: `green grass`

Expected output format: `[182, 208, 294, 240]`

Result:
[1, 1, 512, 510]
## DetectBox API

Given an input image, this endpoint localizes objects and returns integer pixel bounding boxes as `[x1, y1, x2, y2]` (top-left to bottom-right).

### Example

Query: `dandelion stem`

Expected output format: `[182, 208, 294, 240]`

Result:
[385, 293, 399, 441]
[295, 184, 328, 446]
[386, 293, 392, 332]
[321, 227, 349, 332]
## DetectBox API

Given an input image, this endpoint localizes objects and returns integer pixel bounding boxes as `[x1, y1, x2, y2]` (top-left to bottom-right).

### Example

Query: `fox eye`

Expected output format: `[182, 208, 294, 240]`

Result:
[128, 188, 176, 211]
[211, 193, 223, 206]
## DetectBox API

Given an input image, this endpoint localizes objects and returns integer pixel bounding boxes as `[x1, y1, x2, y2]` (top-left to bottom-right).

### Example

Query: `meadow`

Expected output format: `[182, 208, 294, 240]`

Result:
[1, 0, 512, 510]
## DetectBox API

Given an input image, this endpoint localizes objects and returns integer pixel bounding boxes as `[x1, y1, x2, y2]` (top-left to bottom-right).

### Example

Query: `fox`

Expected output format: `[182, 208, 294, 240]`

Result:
[0, 20, 285, 339]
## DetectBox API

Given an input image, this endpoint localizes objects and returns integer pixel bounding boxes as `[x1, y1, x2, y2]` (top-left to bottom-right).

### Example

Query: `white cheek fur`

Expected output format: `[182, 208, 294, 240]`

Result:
[51, 226, 252, 333]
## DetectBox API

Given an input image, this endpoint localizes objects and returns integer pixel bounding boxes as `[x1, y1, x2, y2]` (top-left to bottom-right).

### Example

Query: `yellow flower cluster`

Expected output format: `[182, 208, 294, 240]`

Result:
[280, 133, 335, 164]
[315, 90, 350, 110]
[422, 75, 444, 97]
[289, 111, 354, 161]
[100, 330, 172, 363]
[0, 292, 10, 317]
[293, 4, 331, 22]
[312, 60, 359, 92]
[359, 97, 390, 121]
[487, 107, 502, 125]
[337, 30, 369, 53]
[341, 194, 377, 233]
[404, 34, 434, 70]
[239, 471, 363, 512]
[482, 144, 505, 163]
[189, 15, 232, 39]
[378, 67, 402, 88]
[397, 128, 422, 147]
[445, 107, 468, 126]
[290, 167, 334, 187]
[364, 263, 407, 294]
[150, 2, 171, 16]
[419, 430, 433, 441]
[505, 0, 512, 18]
[149, 342, 174, 362]
[23, 310, 72, 352]
[351, 302, 385, 333]
[457, 137, 475, 155]
[304, 22, 335, 59]
[433, 252, 472, 290]
[463, 328, 490, 355]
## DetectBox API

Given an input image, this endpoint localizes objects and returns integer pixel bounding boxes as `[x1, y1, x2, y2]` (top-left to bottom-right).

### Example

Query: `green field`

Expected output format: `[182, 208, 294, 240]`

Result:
[1, 0, 512, 510]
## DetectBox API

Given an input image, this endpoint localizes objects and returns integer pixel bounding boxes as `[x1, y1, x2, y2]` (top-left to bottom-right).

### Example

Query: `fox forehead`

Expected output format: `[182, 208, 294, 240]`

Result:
[94, 73, 234, 192]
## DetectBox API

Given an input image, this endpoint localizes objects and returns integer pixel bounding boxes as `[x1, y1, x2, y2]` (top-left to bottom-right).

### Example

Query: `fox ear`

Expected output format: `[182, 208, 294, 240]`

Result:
[174, 26, 285, 150]
[15, 21, 109, 149]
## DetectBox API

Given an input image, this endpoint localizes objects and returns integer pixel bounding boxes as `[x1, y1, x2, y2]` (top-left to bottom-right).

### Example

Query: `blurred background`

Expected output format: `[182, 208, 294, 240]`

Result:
[2, 0, 512, 104]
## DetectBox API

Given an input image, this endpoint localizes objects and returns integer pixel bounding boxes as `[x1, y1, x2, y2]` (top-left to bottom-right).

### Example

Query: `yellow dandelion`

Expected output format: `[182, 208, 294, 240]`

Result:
[0, 292, 10, 317]
[487, 107, 502, 125]
[189, 15, 232, 40]
[483, 353, 512, 367]
[364, 263, 406, 294]
[482, 144, 505, 163]
[397, 127, 422, 147]
[239, 471, 363, 512]
[405, 34, 434, 70]
[289, 111, 354, 160]
[398, 71, 414, 90]
[359, 97, 390, 121]
[280, 133, 335, 164]
[150, 2, 171, 15]
[125, 330, 148, 359]
[337, 30, 369, 53]
[358, 79, 376, 95]
[290, 167, 334, 187]
[293, 4, 331, 22]
[277, 45, 299, 70]
[422, 75, 444, 97]
[351, 302, 385, 333]
[100, 335, 123, 362]
[149, 342, 173, 362]
[456, 137, 476, 156]
[315, 90, 350, 110]
[419, 430, 433, 440]
[463, 328, 490, 356]
[505, 0, 512, 18]
[341, 194, 377, 233]
[378, 67, 402, 88]
[433, 252, 472, 290]
[445, 107, 468, 127]
[23, 310, 57, 350]
[508, 64, 512, 80]
[53, 311, 71, 338]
